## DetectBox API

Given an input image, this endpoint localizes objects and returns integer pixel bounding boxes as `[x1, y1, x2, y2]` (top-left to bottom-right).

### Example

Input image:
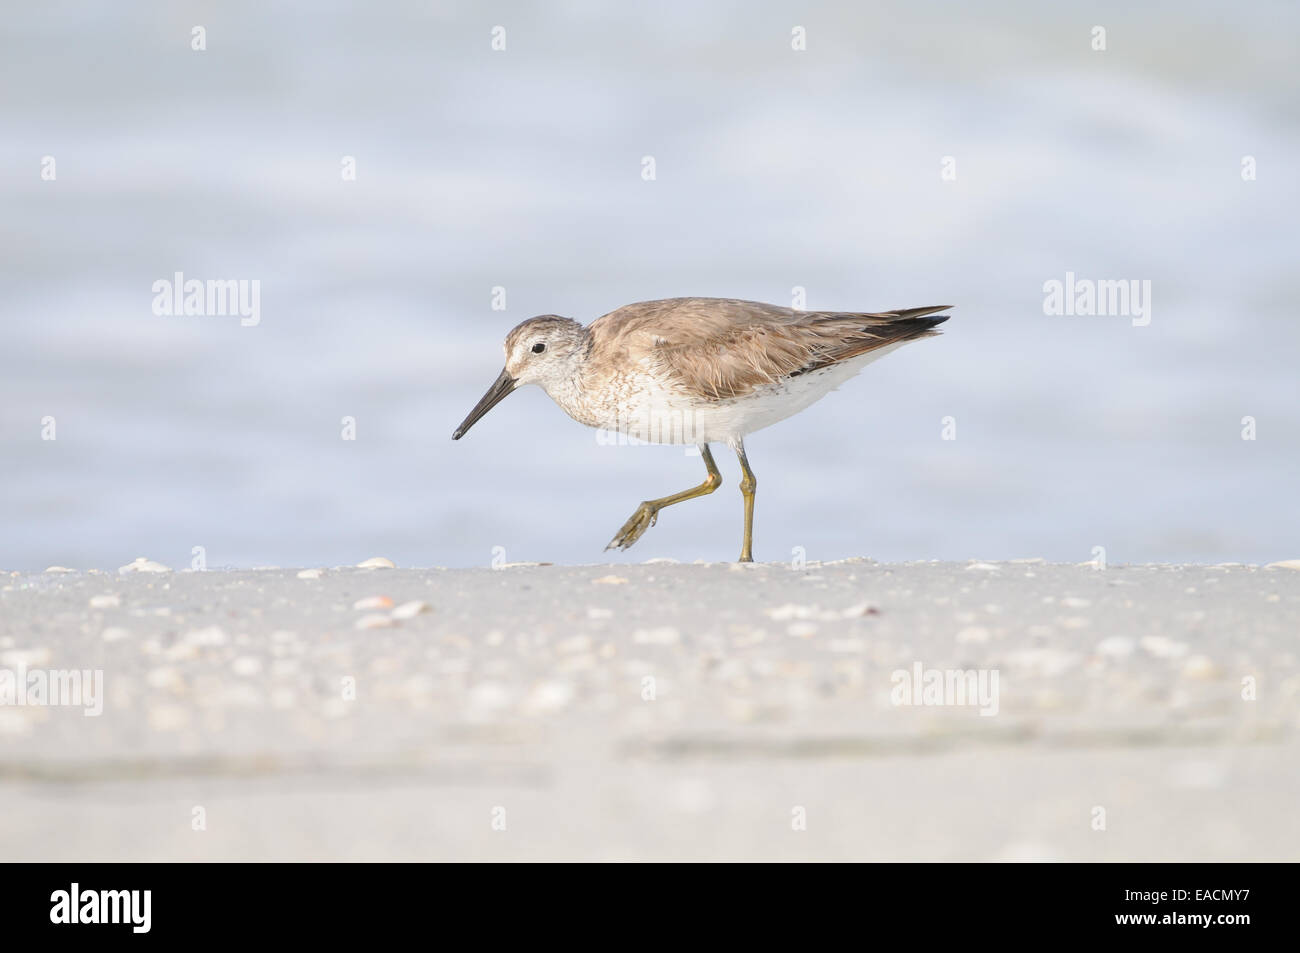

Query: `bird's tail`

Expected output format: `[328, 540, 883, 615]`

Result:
[790, 305, 952, 374]
[860, 304, 952, 335]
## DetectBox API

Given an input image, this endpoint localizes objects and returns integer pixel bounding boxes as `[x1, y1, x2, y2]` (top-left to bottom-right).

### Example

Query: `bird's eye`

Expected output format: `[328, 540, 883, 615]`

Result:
[531, 342, 546, 354]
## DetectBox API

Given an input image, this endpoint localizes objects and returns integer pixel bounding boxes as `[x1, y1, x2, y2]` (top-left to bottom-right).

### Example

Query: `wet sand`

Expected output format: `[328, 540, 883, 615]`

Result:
[1, 559, 1297, 861]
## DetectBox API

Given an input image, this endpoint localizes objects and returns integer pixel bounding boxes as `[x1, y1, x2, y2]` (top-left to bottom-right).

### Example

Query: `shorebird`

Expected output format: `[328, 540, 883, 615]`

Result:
[453, 297, 951, 561]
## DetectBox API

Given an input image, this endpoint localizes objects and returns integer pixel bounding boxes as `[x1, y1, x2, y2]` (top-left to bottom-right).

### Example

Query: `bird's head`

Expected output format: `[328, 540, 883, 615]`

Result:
[452, 315, 587, 439]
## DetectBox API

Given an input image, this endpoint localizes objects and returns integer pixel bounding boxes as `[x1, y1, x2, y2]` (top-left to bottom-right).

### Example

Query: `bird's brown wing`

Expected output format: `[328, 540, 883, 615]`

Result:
[590, 298, 951, 401]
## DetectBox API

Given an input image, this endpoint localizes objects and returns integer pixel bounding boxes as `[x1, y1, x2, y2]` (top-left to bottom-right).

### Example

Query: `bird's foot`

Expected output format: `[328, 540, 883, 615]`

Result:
[605, 502, 659, 551]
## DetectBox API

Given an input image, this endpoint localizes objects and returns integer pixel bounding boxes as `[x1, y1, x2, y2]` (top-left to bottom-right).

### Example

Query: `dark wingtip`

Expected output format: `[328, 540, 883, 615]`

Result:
[452, 429, 464, 441]
[905, 305, 953, 329]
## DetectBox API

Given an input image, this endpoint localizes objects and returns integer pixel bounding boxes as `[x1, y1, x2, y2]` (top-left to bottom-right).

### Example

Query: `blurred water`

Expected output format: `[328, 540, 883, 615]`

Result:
[2, 0, 1297, 570]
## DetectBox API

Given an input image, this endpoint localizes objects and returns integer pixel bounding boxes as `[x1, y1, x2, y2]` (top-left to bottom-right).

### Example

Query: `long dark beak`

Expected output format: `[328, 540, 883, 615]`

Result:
[453, 368, 518, 439]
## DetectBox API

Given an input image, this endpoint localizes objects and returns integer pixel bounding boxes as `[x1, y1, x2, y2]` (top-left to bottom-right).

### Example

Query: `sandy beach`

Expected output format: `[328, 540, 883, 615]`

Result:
[1, 558, 1296, 861]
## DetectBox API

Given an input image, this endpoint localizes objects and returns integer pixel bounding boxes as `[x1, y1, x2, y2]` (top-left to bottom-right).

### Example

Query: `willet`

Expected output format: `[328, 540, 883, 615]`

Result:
[453, 297, 951, 561]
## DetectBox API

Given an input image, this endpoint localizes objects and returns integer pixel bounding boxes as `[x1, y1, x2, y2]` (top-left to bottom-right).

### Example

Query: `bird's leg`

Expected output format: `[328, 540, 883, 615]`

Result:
[606, 444, 722, 551]
[735, 440, 757, 562]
